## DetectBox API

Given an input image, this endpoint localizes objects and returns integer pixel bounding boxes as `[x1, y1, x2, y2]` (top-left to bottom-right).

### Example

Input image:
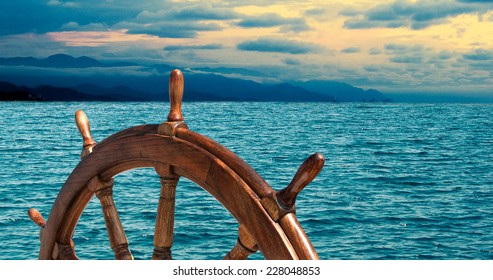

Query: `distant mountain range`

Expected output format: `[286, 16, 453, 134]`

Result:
[0, 54, 391, 102]
[0, 54, 136, 68]
[0, 81, 119, 101]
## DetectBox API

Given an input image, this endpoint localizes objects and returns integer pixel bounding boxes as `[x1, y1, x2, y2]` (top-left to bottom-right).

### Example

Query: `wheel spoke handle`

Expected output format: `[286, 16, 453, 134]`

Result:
[277, 153, 325, 209]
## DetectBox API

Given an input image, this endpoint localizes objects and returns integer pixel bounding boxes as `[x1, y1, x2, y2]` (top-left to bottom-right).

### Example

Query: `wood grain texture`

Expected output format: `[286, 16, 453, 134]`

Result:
[75, 110, 96, 158]
[224, 243, 253, 260]
[28, 208, 46, 241]
[176, 128, 274, 198]
[58, 187, 94, 245]
[93, 177, 133, 260]
[95, 124, 158, 147]
[224, 224, 258, 260]
[28, 208, 46, 228]
[39, 131, 300, 260]
[53, 241, 78, 260]
[279, 213, 319, 260]
[37, 69, 321, 260]
[260, 193, 293, 222]
[152, 165, 179, 260]
[168, 69, 184, 122]
[277, 153, 325, 208]
[158, 121, 188, 136]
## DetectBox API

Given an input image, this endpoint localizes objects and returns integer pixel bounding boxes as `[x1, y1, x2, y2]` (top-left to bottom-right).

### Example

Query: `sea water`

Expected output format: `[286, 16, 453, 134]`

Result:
[0, 102, 492, 260]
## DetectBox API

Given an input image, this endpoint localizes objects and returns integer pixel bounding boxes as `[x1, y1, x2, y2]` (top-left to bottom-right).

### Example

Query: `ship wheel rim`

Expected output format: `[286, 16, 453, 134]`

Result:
[39, 125, 316, 260]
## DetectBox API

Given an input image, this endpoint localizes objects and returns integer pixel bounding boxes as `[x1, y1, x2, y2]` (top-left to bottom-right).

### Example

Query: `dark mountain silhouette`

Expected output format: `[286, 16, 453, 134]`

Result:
[291, 80, 389, 102]
[0, 81, 42, 101]
[0, 82, 138, 101]
[0, 81, 239, 102]
[0, 54, 136, 68]
[0, 54, 390, 102]
[182, 73, 334, 101]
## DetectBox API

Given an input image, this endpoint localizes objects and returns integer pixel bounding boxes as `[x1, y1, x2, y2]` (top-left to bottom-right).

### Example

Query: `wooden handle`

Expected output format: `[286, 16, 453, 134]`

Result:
[95, 185, 134, 260]
[167, 69, 184, 122]
[28, 208, 46, 228]
[224, 224, 258, 260]
[277, 153, 325, 208]
[75, 110, 96, 147]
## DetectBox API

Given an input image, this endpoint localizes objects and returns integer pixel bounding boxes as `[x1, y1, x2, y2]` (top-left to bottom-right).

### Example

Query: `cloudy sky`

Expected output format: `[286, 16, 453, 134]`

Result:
[1, 0, 493, 95]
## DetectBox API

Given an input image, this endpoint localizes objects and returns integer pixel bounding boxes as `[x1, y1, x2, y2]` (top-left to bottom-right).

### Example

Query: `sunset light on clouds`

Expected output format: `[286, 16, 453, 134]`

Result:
[1, 0, 493, 96]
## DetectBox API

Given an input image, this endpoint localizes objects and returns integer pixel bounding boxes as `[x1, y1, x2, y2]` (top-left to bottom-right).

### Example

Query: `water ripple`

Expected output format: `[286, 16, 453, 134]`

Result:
[1, 102, 492, 259]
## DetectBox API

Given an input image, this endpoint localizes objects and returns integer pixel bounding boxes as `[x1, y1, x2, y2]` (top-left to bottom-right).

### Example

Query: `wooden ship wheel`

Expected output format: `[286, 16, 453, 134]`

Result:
[28, 69, 325, 260]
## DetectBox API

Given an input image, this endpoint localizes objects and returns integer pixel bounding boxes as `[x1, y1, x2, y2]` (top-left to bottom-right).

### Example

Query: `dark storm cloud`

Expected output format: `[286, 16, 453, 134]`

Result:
[137, 2, 239, 22]
[236, 13, 310, 32]
[342, 0, 493, 30]
[282, 58, 301, 65]
[390, 56, 424, 64]
[164, 44, 224, 51]
[462, 49, 493, 61]
[115, 21, 222, 38]
[341, 47, 361, 54]
[169, 5, 238, 20]
[304, 8, 327, 17]
[0, 1, 238, 38]
[60, 22, 110, 31]
[121, 2, 239, 38]
[237, 38, 323, 54]
[0, 0, 147, 35]
[385, 43, 424, 53]
[385, 43, 427, 64]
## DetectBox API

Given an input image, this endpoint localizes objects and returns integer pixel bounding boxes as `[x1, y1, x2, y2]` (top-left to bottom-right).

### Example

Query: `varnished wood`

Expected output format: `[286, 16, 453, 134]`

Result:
[158, 121, 188, 136]
[36, 69, 322, 260]
[167, 69, 184, 122]
[28, 208, 46, 241]
[224, 224, 258, 260]
[176, 128, 274, 198]
[28, 208, 46, 228]
[261, 154, 324, 222]
[39, 132, 300, 260]
[90, 176, 133, 260]
[260, 194, 292, 222]
[58, 187, 93, 248]
[279, 213, 319, 260]
[96, 124, 157, 148]
[53, 241, 78, 260]
[277, 153, 325, 208]
[75, 110, 96, 158]
[152, 164, 179, 260]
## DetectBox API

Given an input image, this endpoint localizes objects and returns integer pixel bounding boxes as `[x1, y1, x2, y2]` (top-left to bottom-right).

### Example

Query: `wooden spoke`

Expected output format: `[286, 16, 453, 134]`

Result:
[28, 208, 46, 228]
[277, 153, 325, 209]
[167, 69, 184, 122]
[261, 153, 325, 222]
[278, 213, 319, 260]
[88, 176, 133, 260]
[75, 110, 96, 158]
[36, 69, 321, 260]
[53, 241, 78, 260]
[224, 224, 258, 260]
[159, 69, 188, 136]
[28, 208, 46, 242]
[152, 164, 179, 260]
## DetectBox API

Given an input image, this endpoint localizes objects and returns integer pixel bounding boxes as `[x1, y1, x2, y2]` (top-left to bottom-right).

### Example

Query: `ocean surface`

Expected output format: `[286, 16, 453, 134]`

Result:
[0, 102, 492, 260]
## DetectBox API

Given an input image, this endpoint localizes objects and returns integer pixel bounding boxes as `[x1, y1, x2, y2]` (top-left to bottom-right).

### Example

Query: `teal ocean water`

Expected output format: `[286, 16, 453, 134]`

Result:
[0, 102, 492, 260]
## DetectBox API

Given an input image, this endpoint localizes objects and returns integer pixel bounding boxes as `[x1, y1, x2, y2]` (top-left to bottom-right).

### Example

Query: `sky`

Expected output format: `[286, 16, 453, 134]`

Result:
[1, 0, 493, 95]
